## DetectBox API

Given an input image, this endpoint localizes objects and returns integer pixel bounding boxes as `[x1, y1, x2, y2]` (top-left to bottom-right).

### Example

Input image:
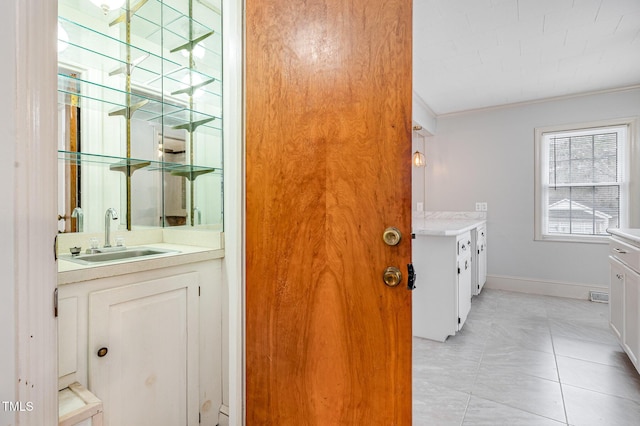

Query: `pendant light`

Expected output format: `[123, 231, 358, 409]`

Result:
[412, 125, 426, 167]
[412, 150, 426, 167]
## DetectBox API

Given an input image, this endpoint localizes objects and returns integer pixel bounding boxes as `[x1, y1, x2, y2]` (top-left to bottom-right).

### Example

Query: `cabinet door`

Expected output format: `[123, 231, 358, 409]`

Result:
[609, 258, 625, 341]
[89, 272, 199, 426]
[623, 265, 640, 368]
[458, 256, 472, 330]
[477, 227, 487, 292]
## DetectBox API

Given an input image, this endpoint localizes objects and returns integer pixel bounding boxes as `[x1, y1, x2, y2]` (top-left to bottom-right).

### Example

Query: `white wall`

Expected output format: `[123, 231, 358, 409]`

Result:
[0, 0, 17, 423]
[423, 88, 640, 294]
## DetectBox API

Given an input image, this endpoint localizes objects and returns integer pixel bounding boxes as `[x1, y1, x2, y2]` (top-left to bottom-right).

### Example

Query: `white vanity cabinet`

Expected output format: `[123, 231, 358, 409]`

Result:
[608, 230, 640, 375]
[412, 231, 473, 342]
[89, 272, 199, 426]
[58, 257, 223, 426]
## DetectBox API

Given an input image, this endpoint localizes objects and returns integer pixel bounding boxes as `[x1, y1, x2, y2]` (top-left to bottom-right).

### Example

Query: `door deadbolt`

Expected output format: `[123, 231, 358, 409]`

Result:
[383, 227, 402, 246]
[383, 266, 402, 287]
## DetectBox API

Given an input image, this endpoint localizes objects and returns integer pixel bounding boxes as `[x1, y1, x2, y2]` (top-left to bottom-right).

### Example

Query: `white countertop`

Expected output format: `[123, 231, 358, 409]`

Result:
[608, 228, 640, 245]
[58, 243, 224, 285]
[413, 218, 486, 236]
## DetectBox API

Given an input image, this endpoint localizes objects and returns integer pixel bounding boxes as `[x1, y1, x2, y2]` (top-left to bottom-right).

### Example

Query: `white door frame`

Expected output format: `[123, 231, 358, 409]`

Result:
[5, 0, 59, 425]
[7, 0, 245, 425]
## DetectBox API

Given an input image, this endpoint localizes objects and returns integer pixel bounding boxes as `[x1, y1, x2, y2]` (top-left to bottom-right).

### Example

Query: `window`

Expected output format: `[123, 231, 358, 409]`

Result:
[535, 119, 634, 242]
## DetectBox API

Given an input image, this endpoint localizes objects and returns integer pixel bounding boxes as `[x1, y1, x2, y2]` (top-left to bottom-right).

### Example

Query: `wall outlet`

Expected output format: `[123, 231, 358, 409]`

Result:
[475, 202, 482, 211]
[417, 202, 424, 212]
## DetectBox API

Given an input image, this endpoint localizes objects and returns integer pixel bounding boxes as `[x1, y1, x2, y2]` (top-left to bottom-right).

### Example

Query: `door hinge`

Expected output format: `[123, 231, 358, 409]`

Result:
[458, 317, 461, 324]
[457, 267, 460, 274]
[198, 286, 201, 297]
[54, 288, 58, 318]
[199, 412, 201, 423]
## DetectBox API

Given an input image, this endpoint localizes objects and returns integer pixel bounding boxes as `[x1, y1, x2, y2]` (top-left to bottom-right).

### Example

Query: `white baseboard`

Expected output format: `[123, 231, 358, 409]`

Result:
[485, 274, 608, 300]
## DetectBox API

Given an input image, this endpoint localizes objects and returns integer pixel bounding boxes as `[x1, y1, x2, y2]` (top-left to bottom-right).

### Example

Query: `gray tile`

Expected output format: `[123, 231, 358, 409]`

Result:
[548, 318, 618, 346]
[462, 396, 565, 426]
[556, 356, 640, 403]
[563, 384, 640, 426]
[486, 323, 555, 354]
[472, 368, 566, 422]
[413, 355, 480, 394]
[544, 297, 608, 322]
[412, 289, 640, 424]
[479, 344, 559, 382]
[552, 335, 627, 367]
[413, 381, 470, 426]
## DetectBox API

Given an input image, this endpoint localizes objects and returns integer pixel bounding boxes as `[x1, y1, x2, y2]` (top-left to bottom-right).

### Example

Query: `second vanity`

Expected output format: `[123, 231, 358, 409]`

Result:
[412, 212, 487, 342]
[57, 228, 226, 426]
[608, 228, 640, 376]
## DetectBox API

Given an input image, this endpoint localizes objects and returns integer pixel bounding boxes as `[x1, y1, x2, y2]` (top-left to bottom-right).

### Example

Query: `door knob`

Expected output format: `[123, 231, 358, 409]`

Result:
[383, 227, 402, 246]
[383, 266, 402, 287]
[97, 347, 109, 358]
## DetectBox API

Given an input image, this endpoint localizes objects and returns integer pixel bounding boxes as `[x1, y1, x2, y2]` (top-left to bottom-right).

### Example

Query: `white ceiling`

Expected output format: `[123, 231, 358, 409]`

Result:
[413, 0, 640, 115]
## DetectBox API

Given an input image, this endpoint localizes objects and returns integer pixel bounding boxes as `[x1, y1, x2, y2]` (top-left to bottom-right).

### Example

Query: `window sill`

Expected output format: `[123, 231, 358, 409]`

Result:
[535, 234, 610, 244]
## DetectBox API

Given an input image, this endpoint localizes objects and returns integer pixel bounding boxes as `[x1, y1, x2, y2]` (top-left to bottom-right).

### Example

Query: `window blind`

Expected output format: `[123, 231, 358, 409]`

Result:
[544, 128, 623, 236]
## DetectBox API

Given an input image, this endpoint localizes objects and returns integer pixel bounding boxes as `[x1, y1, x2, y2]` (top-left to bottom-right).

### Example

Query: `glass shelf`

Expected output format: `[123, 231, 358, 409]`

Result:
[58, 17, 222, 100]
[59, 150, 220, 179]
[59, 0, 222, 74]
[57, 74, 222, 131]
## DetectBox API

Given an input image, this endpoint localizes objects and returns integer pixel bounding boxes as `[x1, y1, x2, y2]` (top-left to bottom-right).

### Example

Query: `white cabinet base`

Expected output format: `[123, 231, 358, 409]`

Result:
[413, 232, 472, 342]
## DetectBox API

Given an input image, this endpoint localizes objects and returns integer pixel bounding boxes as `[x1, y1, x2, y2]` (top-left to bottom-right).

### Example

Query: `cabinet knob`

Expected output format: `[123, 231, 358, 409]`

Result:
[97, 347, 109, 358]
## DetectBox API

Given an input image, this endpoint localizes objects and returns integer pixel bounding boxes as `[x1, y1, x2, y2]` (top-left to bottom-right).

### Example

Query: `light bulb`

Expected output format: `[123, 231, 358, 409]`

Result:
[89, 0, 126, 14]
[412, 151, 426, 167]
[58, 23, 69, 53]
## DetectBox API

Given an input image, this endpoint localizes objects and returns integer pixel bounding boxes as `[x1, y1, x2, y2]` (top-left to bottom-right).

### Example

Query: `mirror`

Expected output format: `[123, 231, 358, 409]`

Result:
[57, 0, 223, 234]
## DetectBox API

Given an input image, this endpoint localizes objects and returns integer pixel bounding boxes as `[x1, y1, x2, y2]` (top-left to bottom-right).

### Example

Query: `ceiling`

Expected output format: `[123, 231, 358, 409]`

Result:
[413, 0, 640, 115]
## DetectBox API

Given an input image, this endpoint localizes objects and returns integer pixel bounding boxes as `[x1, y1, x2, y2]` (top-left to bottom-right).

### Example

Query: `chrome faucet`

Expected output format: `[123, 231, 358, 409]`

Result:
[104, 208, 118, 248]
[71, 207, 84, 232]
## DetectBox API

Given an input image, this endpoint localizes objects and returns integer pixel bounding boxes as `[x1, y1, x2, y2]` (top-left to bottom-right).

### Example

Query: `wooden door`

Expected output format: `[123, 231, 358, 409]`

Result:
[88, 273, 199, 426]
[246, 0, 413, 423]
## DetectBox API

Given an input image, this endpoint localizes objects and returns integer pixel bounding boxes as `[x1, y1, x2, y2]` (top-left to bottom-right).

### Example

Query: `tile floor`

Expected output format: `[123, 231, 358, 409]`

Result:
[413, 289, 640, 425]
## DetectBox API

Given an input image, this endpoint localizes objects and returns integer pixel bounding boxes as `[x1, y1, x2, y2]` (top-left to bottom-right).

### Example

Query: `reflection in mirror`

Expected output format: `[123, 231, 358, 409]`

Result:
[57, 0, 223, 235]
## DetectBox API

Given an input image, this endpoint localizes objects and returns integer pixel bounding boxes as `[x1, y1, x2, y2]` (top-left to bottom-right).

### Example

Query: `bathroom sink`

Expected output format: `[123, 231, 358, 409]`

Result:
[62, 247, 179, 265]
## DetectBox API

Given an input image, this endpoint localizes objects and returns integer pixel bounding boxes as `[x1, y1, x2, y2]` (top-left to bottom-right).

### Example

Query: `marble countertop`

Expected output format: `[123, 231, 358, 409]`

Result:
[58, 242, 224, 285]
[413, 211, 486, 236]
[413, 218, 486, 236]
[608, 228, 640, 245]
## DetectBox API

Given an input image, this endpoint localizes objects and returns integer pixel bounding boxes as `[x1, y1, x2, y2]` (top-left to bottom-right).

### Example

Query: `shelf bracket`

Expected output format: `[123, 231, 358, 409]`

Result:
[109, 0, 149, 26]
[109, 53, 150, 77]
[109, 159, 151, 177]
[109, 99, 149, 120]
[172, 117, 215, 133]
[171, 78, 216, 97]
[170, 31, 214, 54]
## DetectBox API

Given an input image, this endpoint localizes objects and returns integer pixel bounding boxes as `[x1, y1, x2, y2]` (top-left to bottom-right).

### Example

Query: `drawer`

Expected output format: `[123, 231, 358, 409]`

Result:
[610, 237, 640, 273]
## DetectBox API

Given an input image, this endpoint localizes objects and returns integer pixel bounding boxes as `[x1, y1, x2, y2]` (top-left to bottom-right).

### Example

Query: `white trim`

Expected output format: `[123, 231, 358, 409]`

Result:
[15, 0, 59, 424]
[222, 0, 244, 423]
[534, 117, 638, 243]
[485, 274, 608, 300]
[438, 84, 640, 118]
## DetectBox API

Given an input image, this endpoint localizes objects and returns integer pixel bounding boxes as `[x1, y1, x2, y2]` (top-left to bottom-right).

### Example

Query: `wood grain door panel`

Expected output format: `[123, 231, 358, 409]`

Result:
[246, 0, 412, 423]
